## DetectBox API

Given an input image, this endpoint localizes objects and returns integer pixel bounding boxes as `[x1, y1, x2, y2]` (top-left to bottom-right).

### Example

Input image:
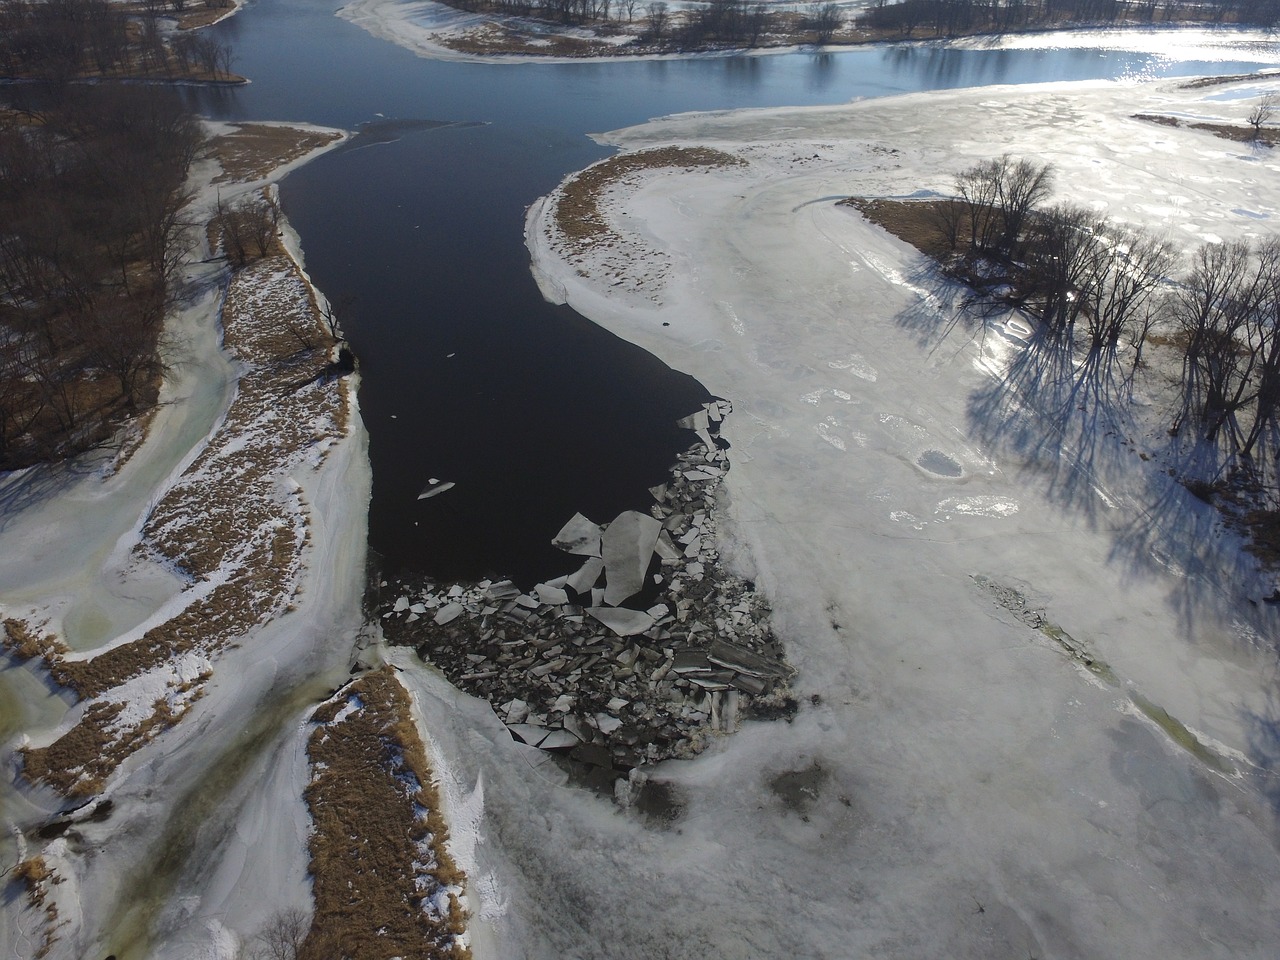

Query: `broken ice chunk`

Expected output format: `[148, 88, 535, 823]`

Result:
[654, 530, 681, 562]
[601, 510, 662, 606]
[566, 556, 604, 595]
[552, 513, 603, 557]
[595, 714, 624, 735]
[485, 580, 520, 601]
[434, 602, 464, 625]
[537, 729, 580, 750]
[707, 638, 789, 678]
[587, 607, 656, 637]
[676, 408, 710, 432]
[550, 693, 576, 713]
[417, 480, 456, 500]
[392, 596, 410, 613]
[507, 724, 549, 747]
[535, 582, 570, 606]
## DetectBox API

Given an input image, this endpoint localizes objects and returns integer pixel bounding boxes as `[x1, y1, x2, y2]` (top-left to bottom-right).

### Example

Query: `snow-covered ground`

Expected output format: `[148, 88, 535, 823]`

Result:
[341, 0, 880, 63]
[0, 124, 371, 960]
[338, 0, 1280, 66]
[8, 41, 1280, 960]
[389, 74, 1280, 958]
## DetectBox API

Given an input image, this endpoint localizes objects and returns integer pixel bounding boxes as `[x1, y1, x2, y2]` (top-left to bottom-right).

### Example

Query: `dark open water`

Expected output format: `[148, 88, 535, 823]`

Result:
[188, 1, 1276, 585]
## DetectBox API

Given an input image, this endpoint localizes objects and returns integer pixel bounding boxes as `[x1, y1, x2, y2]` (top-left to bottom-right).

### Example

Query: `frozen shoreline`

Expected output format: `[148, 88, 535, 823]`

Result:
[501, 75, 1280, 957]
[337, 0, 1280, 66]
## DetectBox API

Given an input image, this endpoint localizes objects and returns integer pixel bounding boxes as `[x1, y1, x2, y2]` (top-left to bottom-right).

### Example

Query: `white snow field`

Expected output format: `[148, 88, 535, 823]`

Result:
[420, 75, 1280, 958]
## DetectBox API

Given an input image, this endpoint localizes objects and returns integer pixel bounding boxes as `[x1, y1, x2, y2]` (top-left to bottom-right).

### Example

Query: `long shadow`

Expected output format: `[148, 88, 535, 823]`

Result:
[1244, 689, 1280, 816]
[0, 452, 117, 536]
[898, 279, 1280, 650]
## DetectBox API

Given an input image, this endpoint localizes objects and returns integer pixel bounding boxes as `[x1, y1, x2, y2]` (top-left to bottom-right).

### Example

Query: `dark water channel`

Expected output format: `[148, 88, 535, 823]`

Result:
[190, 0, 1275, 586]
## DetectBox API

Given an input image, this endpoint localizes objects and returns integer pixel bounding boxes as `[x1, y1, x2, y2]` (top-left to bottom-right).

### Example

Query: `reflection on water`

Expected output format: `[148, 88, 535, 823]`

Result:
[191, 0, 1278, 583]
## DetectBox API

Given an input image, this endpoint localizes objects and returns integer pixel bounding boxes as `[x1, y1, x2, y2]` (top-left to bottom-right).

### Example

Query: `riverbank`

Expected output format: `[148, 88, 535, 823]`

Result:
[1, 122, 383, 958]
[338, 0, 1280, 65]
[506, 73, 1280, 957]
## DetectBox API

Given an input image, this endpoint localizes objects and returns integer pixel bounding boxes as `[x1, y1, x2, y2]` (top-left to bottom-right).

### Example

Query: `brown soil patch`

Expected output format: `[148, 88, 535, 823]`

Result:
[439, 22, 615, 56]
[304, 666, 469, 960]
[841, 197, 957, 261]
[1180, 72, 1278, 90]
[556, 146, 745, 249]
[209, 124, 344, 183]
[1134, 113, 1280, 146]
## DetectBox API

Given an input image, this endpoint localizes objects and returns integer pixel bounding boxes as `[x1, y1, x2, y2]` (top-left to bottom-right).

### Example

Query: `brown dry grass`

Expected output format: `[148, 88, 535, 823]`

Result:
[21, 250, 348, 797]
[11, 855, 62, 958]
[439, 22, 614, 56]
[1134, 112, 1280, 146]
[556, 146, 744, 248]
[1, 618, 68, 668]
[173, 1, 238, 29]
[842, 197, 957, 261]
[304, 666, 470, 960]
[208, 124, 343, 183]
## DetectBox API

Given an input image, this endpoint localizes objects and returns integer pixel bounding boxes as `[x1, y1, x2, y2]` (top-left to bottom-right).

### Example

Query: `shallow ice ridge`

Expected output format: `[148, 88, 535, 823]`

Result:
[380, 399, 796, 789]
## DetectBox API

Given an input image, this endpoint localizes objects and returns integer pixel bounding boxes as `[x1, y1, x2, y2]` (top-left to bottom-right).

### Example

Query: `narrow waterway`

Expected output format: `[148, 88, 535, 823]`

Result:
[191, 0, 1277, 584]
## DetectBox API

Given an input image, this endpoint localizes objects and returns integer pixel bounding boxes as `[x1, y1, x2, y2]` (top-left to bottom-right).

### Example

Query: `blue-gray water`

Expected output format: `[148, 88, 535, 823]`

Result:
[191, 1, 1274, 585]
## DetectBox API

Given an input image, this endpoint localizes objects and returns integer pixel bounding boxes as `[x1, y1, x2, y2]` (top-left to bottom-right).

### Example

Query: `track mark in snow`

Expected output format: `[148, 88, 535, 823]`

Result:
[827, 354, 878, 382]
[935, 495, 1020, 519]
[816, 418, 846, 450]
[718, 301, 746, 336]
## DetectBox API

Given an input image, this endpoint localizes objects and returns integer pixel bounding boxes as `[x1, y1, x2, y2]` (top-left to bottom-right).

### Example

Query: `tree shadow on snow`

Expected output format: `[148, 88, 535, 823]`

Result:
[896, 286, 1280, 660]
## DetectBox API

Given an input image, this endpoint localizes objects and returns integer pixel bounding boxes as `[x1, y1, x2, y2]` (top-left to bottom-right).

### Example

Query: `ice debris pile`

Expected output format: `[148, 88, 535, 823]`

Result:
[381, 400, 794, 782]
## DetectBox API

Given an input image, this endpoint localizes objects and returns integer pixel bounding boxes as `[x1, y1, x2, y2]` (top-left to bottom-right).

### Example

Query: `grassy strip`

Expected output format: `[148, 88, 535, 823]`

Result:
[304, 666, 469, 960]
[555, 145, 745, 247]
[1133, 112, 1280, 146]
[16, 248, 347, 796]
[842, 197, 956, 261]
[208, 124, 344, 183]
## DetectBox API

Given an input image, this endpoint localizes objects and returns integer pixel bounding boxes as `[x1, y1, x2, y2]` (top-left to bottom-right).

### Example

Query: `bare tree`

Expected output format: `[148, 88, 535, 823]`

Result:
[1247, 92, 1277, 141]
[1172, 240, 1269, 447]
[1023, 202, 1108, 345]
[1072, 222, 1177, 387]
[250, 908, 310, 960]
[811, 2, 842, 42]
[646, 0, 668, 38]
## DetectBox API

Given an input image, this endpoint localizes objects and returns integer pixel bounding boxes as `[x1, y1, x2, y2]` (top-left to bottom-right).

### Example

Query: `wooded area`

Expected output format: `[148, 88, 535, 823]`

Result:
[855, 149, 1280, 480]
[0, 0, 234, 81]
[856, 0, 1280, 38]
[439, 0, 1280, 51]
[0, 85, 204, 469]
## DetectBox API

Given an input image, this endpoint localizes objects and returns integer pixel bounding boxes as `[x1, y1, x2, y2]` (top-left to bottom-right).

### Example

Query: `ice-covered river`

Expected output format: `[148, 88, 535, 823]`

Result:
[194, 0, 1277, 586]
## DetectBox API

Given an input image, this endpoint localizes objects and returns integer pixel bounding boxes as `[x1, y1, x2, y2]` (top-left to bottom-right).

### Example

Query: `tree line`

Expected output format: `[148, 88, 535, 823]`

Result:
[0, 85, 204, 468]
[447, 0, 845, 48]
[926, 155, 1280, 470]
[856, 0, 1280, 38]
[0, 0, 232, 82]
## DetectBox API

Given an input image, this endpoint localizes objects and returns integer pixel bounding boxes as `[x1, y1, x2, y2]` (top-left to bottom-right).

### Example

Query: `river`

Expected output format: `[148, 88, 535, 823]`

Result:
[193, 0, 1276, 586]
